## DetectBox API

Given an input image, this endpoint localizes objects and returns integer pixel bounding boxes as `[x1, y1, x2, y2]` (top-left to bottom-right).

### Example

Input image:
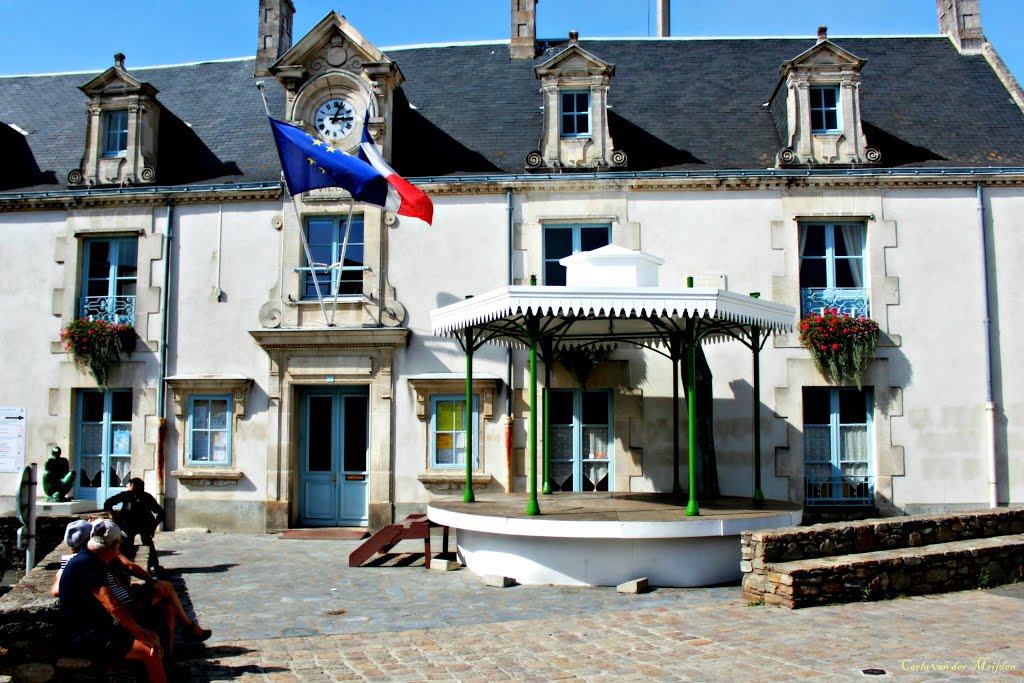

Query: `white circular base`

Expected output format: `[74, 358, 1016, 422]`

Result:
[428, 502, 802, 588]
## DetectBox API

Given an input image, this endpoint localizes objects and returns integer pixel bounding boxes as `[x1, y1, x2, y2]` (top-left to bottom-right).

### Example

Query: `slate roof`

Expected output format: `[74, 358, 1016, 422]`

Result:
[2, 35, 1024, 193]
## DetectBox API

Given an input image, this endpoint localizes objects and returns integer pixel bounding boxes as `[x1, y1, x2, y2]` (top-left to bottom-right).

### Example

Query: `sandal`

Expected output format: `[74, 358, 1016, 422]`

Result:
[184, 621, 212, 642]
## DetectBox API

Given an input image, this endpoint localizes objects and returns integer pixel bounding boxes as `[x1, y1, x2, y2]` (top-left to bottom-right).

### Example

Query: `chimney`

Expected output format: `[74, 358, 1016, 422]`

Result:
[114, 53, 126, 70]
[937, 0, 984, 54]
[510, 0, 538, 60]
[568, 30, 578, 46]
[657, 0, 670, 38]
[256, 0, 296, 77]
[816, 26, 828, 43]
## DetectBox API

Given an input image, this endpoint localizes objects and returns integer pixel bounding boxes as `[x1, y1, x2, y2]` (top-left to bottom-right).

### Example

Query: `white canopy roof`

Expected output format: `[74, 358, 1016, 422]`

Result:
[430, 285, 795, 348]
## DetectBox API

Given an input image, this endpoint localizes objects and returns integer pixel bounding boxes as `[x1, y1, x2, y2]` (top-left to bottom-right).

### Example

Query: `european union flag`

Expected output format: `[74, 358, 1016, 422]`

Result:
[268, 117, 389, 204]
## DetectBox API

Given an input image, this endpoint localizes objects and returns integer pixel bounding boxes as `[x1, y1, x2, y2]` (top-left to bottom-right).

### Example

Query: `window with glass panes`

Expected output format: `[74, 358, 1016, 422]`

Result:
[430, 395, 479, 468]
[543, 223, 610, 285]
[81, 237, 138, 324]
[103, 110, 129, 156]
[560, 91, 590, 137]
[187, 395, 232, 466]
[548, 389, 611, 492]
[803, 387, 873, 505]
[799, 222, 866, 317]
[303, 215, 365, 298]
[76, 390, 133, 503]
[810, 86, 840, 132]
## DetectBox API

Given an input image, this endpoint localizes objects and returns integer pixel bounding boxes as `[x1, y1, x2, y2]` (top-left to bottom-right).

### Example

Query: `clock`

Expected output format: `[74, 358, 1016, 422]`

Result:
[314, 98, 357, 142]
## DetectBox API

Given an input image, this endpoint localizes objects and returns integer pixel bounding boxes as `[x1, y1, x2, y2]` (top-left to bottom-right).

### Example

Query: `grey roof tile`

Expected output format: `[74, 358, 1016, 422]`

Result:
[2, 36, 1023, 193]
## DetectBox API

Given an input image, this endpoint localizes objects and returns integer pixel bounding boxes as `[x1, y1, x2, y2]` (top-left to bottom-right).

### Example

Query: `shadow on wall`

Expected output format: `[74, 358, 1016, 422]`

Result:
[862, 121, 946, 166]
[156, 107, 242, 185]
[0, 122, 57, 190]
[391, 90, 504, 176]
[608, 110, 705, 171]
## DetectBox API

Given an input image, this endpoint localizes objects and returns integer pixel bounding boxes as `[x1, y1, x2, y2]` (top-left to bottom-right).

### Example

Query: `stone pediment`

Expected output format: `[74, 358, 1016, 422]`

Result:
[535, 44, 615, 78]
[271, 11, 396, 80]
[781, 40, 866, 75]
[80, 63, 157, 99]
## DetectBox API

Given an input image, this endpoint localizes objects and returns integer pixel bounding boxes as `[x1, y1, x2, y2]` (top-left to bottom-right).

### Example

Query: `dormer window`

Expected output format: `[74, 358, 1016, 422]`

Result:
[528, 35, 626, 171]
[561, 91, 590, 138]
[69, 53, 160, 187]
[809, 86, 840, 133]
[771, 28, 880, 167]
[103, 110, 129, 157]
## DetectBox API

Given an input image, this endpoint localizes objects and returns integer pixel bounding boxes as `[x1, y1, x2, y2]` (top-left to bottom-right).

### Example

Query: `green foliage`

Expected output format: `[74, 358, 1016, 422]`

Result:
[799, 309, 879, 389]
[60, 318, 135, 389]
[978, 566, 991, 589]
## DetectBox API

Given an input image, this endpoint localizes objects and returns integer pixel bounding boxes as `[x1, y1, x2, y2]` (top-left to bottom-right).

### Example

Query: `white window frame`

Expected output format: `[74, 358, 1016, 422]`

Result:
[809, 85, 841, 133]
[430, 394, 480, 469]
[187, 394, 233, 467]
[103, 109, 129, 157]
[560, 90, 591, 138]
[799, 221, 867, 317]
[803, 387, 873, 506]
[76, 389, 133, 503]
[548, 388, 613, 492]
[301, 215, 367, 299]
[80, 236, 138, 324]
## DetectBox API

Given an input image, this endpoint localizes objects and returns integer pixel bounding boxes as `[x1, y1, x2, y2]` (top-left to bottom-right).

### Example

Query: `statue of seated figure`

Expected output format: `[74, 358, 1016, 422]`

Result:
[42, 446, 75, 502]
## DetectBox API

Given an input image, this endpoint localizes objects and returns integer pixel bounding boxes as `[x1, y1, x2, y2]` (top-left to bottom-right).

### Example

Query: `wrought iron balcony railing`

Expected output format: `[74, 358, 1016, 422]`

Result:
[804, 474, 874, 506]
[79, 295, 136, 325]
[800, 287, 869, 318]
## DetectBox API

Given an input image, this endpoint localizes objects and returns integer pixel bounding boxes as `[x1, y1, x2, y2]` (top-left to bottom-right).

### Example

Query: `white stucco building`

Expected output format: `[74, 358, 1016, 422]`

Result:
[0, 0, 1021, 532]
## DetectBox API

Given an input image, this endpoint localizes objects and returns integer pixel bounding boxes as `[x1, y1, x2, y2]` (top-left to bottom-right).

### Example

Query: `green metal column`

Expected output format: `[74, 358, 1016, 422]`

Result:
[751, 323, 765, 507]
[464, 326, 475, 503]
[686, 317, 700, 516]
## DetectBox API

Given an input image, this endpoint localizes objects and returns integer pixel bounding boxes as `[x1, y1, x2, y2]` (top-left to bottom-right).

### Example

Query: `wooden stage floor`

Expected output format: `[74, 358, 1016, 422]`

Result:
[429, 492, 802, 523]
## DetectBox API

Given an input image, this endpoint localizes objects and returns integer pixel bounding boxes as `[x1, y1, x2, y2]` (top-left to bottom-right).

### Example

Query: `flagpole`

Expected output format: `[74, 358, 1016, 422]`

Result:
[255, 81, 271, 117]
[286, 189, 334, 327]
[258, 82, 337, 327]
[330, 197, 357, 326]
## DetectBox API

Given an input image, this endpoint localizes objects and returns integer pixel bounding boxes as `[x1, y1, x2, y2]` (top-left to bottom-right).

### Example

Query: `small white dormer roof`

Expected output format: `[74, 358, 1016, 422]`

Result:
[560, 245, 664, 288]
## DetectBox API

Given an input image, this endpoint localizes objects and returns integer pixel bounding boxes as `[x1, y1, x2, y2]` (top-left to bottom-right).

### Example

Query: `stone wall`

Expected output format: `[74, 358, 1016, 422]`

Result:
[741, 509, 1024, 608]
[743, 509, 1024, 566]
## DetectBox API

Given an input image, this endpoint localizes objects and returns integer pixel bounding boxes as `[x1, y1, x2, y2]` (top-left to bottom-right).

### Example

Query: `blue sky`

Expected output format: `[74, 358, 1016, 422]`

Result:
[0, 1, 1021, 82]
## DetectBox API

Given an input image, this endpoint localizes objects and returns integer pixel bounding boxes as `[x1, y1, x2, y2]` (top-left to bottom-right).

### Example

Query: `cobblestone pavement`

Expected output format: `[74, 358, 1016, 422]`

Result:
[157, 531, 1024, 682]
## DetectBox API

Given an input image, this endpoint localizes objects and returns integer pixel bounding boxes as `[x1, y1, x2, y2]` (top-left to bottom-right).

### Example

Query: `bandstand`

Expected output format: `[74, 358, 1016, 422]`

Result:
[427, 246, 801, 587]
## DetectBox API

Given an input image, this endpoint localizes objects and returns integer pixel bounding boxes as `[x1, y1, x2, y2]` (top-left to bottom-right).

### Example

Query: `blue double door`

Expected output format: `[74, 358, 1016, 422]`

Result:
[298, 387, 369, 527]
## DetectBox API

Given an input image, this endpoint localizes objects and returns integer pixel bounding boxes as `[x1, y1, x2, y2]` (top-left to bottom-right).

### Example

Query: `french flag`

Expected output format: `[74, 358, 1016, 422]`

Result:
[358, 118, 433, 226]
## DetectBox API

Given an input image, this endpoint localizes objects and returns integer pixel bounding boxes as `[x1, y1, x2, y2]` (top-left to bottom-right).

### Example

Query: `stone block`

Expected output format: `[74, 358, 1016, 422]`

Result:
[740, 560, 752, 573]
[429, 558, 461, 572]
[482, 575, 515, 587]
[617, 577, 650, 594]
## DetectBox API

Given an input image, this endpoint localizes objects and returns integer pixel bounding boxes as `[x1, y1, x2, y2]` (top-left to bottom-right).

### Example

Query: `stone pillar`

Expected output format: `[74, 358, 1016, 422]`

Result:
[510, 0, 538, 60]
[256, 0, 296, 77]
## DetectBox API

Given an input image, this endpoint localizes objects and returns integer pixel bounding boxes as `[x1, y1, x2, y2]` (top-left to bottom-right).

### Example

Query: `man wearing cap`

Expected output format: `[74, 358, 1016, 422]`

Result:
[104, 478, 165, 572]
[58, 519, 167, 683]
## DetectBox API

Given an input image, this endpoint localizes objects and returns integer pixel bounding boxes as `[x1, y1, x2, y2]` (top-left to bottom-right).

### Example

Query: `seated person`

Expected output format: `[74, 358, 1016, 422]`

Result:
[57, 520, 167, 683]
[53, 519, 211, 658]
[104, 478, 165, 572]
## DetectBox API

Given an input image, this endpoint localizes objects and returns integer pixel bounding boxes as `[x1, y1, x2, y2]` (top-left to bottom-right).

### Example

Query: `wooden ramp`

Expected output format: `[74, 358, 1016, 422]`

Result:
[348, 514, 449, 568]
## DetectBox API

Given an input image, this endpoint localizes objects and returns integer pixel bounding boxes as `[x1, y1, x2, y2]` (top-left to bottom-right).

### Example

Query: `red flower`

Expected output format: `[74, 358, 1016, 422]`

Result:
[831, 343, 840, 350]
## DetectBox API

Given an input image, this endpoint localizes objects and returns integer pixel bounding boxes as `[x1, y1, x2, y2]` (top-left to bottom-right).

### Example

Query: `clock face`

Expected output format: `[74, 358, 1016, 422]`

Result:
[314, 98, 356, 142]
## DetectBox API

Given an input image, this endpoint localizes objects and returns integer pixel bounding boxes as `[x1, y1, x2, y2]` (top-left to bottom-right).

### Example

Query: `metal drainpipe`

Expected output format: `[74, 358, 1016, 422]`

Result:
[156, 199, 174, 513]
[977, 183, 999, 508]
[504, 188, 514, 493]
